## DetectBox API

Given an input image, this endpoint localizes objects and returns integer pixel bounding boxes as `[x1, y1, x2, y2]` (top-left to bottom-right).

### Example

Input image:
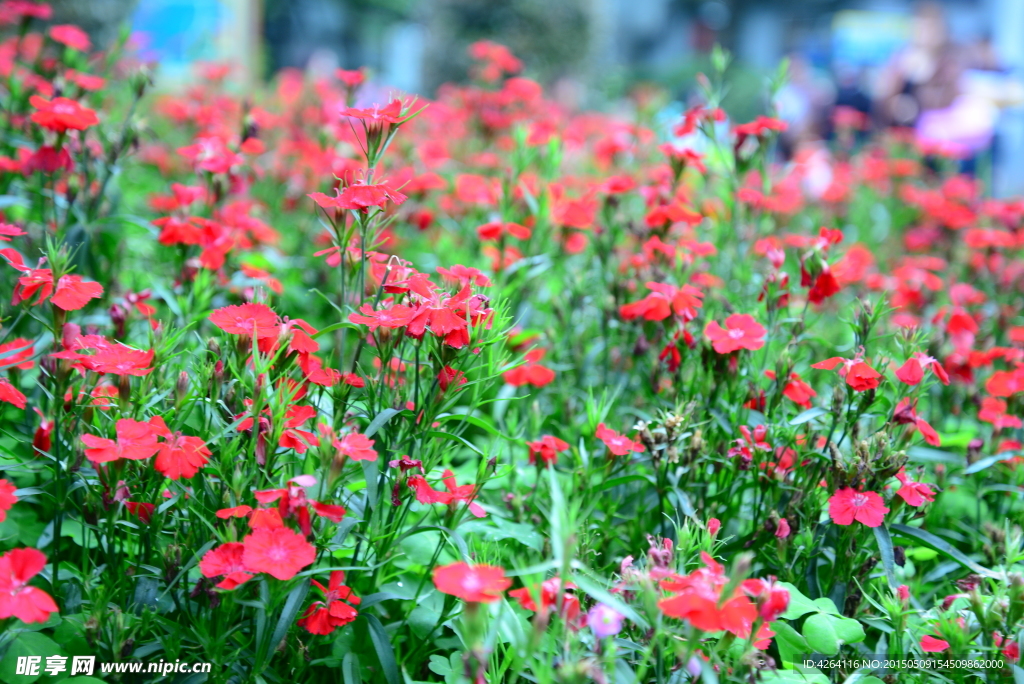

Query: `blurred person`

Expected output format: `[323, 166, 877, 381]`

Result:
[874, 2, 962, 129]
[774, 54, 835, 159]
[827, 65, 873, 149]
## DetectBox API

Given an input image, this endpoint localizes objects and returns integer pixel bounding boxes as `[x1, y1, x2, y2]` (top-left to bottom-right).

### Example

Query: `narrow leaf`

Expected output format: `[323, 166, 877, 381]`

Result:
[364, 614, 400, 684]
[891, 524, 998, 577]
[873, 525, 898, 588]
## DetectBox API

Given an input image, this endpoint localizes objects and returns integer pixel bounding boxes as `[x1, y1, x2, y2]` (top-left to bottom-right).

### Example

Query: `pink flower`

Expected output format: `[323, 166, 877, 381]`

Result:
[812, 356, 882, 392]
[209, 303, 280, 339]
[894, 469, 936, 507]
[595, 423, 645, 456]
[335, 432, 377, 462]
[241, 527, 316, 581]
[704, 314, 766, 354]
[527, 435, 570, 467]
[921, 635, 950, 652]
[0, 548, 59, 623]
[893, 398, 941, 447]
[199, 543, 254, 590]
[433, 562, 510, 603]
[81, 418, 163, 464]
[0, 479, 16, 522]
[828, 488, 889, 527]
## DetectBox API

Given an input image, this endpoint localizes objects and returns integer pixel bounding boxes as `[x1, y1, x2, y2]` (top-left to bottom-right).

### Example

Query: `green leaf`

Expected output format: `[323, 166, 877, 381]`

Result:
[426, 430, 483, 456]
[313, 321, 363, 338]
[0, 632, 64, 683]
[342, 652, 361, 684]
[365, 408, 403, 438]
[364, 614, 400, 684]
[571, 571, 649, 630]
[964, 450, 1018, 474]
[778, 582, 818, 619]
[832, 617, 866, 644]
[266, 580, 310, 667]
[873, 525, 897, 588]
[812, 598, 840, 615]
[428, 655, 453, 677]
[906, 446, 961, 464]
[790, 407, 829, 425]
[435, 413, 512, 440]
[758, 671, 829, 684]
[772, 621, 809, 666]
[459, 518, 543, 551]
[890, 524, 998, 577]
[595, 474, 651, 492]
[802, 613, 840, 655]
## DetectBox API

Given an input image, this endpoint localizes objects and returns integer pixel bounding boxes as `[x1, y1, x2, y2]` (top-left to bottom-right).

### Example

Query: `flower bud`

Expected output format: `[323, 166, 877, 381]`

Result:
[175, 371, 189, 408]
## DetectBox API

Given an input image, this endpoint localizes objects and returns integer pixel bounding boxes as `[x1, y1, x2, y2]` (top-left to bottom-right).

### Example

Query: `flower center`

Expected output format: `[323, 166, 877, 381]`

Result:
[461, 572, 482, 592]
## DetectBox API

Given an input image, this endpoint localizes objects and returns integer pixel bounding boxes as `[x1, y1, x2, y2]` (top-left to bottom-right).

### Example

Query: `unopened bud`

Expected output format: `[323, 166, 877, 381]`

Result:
[175, 371, 189, 408]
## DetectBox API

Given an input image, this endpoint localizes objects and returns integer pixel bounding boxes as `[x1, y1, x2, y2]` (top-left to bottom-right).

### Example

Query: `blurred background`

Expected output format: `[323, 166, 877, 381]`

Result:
[46, 0, 1024, 195]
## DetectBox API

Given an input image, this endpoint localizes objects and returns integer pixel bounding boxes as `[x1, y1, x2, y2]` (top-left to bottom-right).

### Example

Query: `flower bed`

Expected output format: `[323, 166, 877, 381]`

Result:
[0, 9, 1022, 684]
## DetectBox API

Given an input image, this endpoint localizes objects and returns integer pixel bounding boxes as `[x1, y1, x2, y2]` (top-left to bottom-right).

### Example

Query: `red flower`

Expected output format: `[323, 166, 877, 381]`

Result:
[503, 348, 555, 387]
[432, 562, 510, 603]
[658, 553, 768, 645]
[48, 24, 90, 51]
[408, 469, 486, 518]
[595, 423, 645, 456]
[438, 365, 467, 392]
[297, 571, 361, 635]
[742, 578, 791, 621]
[921, 635, 950, 652]
[894, 469, 936, 507]
[335, 432, 377, 462]
[29, 96, 99, 132]
[437, 264, 491, 288]
[81, 418, 163, 464]
[620, 282, 704, 322]
[241, 527, 316, 581]
[154, 430, 212, 480]
[893, 398, 941, 446]
[348, 303, 415, 331]
[828, 488, 889, 527]
[0, 338, 34, 371]
[765, 370, 816, 408]
[125, 501, 155, 523]
[50, 271, 104, 309]
[310, 182, 407, 213]
[0, 479, 17, 521]
[734, 115, 788, 138]
[0, 223, 25, 242]
[704, 314, 765, 354]
[338, 99, 405, 124]
[812, 356, 882, 392]
[209, 303, 280, 339]
[527, 435, 570, 467]
[216, 505, 252, 519]
[10, 271, 103, 311]
[895, 353, 950, 386]
[509, 577, 583, 627]
[0, 548, 59, 623]
[199, 543, 254, 590]
[0, 378, 26, 409]
[81, 343, 154, 376]
[477, 221, 530, 241]
[979, 397, 1022, 430]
